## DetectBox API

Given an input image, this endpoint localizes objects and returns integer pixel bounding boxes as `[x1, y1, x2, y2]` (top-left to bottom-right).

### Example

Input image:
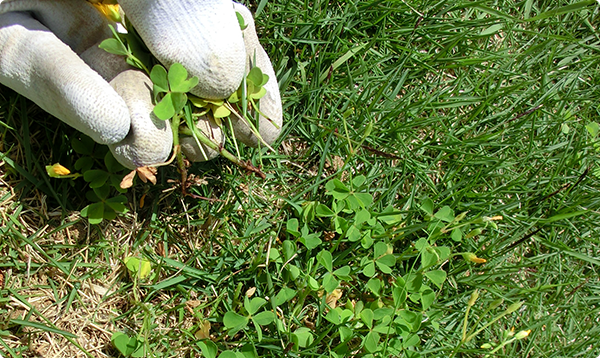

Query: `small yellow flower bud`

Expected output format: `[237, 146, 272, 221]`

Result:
[480, 343, 492, 349]
[462, 252, 487, 264]
[46, 163, 71, 177]
[91, 3, 122, 23]
[515, 330, 531, 340]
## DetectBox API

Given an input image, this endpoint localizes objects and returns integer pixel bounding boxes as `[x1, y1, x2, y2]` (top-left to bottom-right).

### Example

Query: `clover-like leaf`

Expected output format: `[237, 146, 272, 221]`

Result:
[247, 67, 264, 86]
[81, 202, 104, 225]
[99, 38, 128, 56]
[150, 65, 169, 93]
[211, 103, 231, 118]
[168, 63, 199, 92]
[153, 92, 176, 120]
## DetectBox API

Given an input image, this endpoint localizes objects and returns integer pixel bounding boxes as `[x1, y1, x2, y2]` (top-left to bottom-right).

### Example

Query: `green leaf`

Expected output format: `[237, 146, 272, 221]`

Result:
[400, 310, 421, 332]
[339, 326, 353, 342]
[403, 333, 420, 348]
[307, 275, 319, 290]
[367, 278, 381, 296]
[92, 184, 110, 201]
[316, 204, 335, 217]
[219, 351, 238, 358]
[325, 308, 341, 324]
[150, 65, 169, 93]
[124, 257, 153, 279]
[99, 38, 128, 56]
[71, 135, 95, 155]
[434, 206, 455, 222]
[247, 67, 264, 86]
[253, 311, 275, 325]
[84, 202, 104, 224]
[375, 261, 392, 274]
[168, 63, 188, 91]
[378, 206, 403, 226]
[374, 242, 388, 257]
[74, 156, 94, 172]
[325, 179, 350, 199]
[236, 11, 247, 30]
[377, 254, 396, 267]
[299, 230, 322, 250]
[586, 122, 599, 137]
[425, 270, 447, 289]
[153, 92, 176, 120]
[421, 249, 438, 268]
[105, 196, 127, 213]
[171, 92, 188, 115]
[450, 228, 462, 242]
[249, 86, 266, 100]
[393, 286, 407, 307]
[111, 331, 138, 357]
[84, 170, 109, 188]
[273, 287, 296, 306]
[244, 297, 266, 316]
[197, 341, 218, 358]
[292, 327, 314, 348]
[404, 273, 422, 293]
[223, 311, 249, 330]
[346, 224, 361, 242]
[420, 286, 435, 310]
[317, 250, 333, 272]
[363, 262, 376, 277]
[333, 265, 352, 280]
[360, 308, 374, 329]
[286, 219, 300, 237]
[354, 192, 374, 208]
[322, 273, 339, 293]
[211, 103, 231, 118]
[352, 175, 366, 187]
[420, 198, 434, 216]
[363, 331, 380, 353]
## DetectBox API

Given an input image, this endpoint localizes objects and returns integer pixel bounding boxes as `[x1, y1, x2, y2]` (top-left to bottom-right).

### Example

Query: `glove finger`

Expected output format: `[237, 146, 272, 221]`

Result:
[179, 117, 223, 162]
[108, 70, 173, 169]
[230, 3, 283, 147]
[119, 0, 246, 100]
[0, 12, 130, 144]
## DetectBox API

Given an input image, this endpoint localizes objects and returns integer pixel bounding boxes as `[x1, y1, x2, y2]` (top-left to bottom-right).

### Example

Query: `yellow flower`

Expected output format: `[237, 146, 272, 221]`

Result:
[90, 2, 122, 23]
[462, 252, 487, 264]
[515, 330, 531, 340]
[46, 163, 71, 177]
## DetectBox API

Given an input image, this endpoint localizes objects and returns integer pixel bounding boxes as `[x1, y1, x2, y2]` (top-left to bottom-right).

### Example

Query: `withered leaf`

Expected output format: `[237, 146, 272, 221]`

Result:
[120, 170, 136, 189]
[136, 166, 157, 185]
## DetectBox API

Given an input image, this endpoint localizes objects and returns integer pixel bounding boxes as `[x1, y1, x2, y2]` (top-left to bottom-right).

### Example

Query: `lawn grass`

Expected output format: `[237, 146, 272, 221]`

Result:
[1, 0, 599, 357]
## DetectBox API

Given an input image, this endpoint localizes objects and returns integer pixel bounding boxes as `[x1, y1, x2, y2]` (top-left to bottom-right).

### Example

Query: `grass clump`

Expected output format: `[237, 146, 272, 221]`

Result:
[1, 0, 600, 357]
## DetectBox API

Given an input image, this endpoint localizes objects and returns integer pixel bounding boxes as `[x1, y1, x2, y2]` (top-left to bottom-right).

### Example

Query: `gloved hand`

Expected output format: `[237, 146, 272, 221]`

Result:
[0, 0, 282, 169]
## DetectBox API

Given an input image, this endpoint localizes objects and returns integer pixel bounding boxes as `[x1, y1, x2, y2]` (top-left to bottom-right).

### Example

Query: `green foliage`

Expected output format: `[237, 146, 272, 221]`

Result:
[150, 63, 199, 120]
[111, 332, 145, 357]
[99, 24, 151, 73]
[69, 134, 128, 224]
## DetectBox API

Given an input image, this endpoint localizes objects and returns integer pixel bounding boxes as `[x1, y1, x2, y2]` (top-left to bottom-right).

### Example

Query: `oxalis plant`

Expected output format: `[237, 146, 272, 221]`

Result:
[99, 13, 272, 192]
[46, 12, 273, 223]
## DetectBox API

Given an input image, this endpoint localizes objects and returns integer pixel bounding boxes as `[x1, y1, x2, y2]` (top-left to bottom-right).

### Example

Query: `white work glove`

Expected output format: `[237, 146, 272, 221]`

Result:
[0, 0, 282, 169]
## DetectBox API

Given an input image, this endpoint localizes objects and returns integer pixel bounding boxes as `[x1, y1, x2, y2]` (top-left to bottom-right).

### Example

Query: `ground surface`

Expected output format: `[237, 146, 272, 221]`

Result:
[1, 0, 600, 357]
